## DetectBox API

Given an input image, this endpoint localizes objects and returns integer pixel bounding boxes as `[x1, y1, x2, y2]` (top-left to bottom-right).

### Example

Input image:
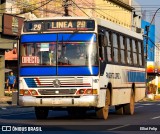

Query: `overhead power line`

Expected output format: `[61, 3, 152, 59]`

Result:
[15, 0, 53, 15]
[70, 0, 90, 17]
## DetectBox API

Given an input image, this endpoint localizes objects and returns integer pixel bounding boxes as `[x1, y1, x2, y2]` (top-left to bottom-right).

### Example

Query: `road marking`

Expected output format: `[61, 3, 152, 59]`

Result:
[135, 106, 143, 108]
[107, 124, 130, 131]
[151, 116, 160, 120]
[141, 103, 154, 106]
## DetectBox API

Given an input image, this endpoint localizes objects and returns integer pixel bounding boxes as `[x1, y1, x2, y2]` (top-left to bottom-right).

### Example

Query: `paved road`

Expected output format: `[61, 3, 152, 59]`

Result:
[0, 101, 160, 133]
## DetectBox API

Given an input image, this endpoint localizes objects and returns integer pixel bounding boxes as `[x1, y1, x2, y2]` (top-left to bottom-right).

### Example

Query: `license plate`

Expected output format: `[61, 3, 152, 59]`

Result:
[52, 99, 61, 104]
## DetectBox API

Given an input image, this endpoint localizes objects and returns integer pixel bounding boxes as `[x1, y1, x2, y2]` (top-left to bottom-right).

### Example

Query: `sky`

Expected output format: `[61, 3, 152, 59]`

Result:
[134, 0, 160, 42]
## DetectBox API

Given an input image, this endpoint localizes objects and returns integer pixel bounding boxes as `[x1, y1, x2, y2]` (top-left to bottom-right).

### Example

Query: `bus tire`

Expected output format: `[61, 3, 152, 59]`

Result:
[123, 90, 135, 115]
[115, 105, 124, 115]
[96, 89, 110, 120]
[35, 107, 49, 120]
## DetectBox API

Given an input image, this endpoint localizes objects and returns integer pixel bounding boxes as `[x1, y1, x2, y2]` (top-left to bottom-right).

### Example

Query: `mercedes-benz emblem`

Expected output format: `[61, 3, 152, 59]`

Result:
[53, 79, 61, 88]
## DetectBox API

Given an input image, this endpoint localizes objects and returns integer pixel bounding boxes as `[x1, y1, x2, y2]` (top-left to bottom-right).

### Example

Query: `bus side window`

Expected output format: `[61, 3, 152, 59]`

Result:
[105, 31, 112, 62]
[126, 38, 132, 64]
[132, 39, 138, 65]
[138, 41, 143, 66]
[112, 33, 119, 63]
[98, 32, 107, 61]
[120, 35, 125, 64]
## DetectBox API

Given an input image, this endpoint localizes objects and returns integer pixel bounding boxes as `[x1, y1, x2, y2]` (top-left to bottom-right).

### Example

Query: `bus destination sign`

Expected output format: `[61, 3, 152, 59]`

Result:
[24, 20, 95, 32]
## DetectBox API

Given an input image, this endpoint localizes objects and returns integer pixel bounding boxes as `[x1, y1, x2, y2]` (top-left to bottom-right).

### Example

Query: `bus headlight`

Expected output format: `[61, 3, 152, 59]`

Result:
[86, 89, 92, 94]
[79, 89, 85, 94]
[24, 90, 31, 96]
[30, 90, 38, 96]
[19, 89, 38, 96]
[76, 89, 97, 95]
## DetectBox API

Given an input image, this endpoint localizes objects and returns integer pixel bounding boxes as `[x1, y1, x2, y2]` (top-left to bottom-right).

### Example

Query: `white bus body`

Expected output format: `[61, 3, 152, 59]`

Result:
[19, 17, 145, 119]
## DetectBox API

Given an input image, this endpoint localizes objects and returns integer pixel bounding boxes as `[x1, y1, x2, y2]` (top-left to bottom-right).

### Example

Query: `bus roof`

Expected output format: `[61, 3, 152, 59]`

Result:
[96, 18, 143, 40]
[24, 17, 143, 40]
[25, 16, 94, 21]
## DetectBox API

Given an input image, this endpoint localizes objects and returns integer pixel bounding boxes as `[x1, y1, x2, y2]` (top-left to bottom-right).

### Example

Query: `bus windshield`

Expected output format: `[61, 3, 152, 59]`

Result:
[21, 33, 98, 66]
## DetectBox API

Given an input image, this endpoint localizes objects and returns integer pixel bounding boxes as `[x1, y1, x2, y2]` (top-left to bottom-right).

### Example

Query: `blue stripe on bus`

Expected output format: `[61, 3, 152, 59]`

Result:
[20, 66, 99, 76]
[24, 78, 37, 88]
[21, 33, 96, 43]
[128, 71, 145, 83]
[21, 67, 56, 76]
[58, 66, 99, 75]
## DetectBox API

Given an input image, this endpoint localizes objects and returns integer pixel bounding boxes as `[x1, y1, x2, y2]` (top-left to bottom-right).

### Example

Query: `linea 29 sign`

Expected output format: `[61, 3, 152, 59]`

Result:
[24, 20, 95, 32]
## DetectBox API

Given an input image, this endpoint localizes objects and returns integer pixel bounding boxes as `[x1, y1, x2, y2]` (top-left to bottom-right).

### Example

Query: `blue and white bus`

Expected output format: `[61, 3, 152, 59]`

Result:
[19, 17, 146, 120]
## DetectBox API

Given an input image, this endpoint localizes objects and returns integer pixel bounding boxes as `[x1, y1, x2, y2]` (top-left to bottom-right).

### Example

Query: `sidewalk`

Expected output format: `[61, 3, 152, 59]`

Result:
[0, 95, 12, 107]
[0, 91, 18, 107]
[153, 94, 160, 100]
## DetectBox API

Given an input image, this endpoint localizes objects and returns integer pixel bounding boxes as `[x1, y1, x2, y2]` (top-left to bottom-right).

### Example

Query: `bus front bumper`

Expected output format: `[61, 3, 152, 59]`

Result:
[19, 95, 98, 107]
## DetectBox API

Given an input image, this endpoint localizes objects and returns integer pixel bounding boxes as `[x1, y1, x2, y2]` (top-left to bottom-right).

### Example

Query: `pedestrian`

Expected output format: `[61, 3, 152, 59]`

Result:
[6, 71, 16, 95]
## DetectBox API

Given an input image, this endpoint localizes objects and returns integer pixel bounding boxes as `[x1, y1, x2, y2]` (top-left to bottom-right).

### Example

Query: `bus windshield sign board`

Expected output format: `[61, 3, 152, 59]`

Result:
[24, 20, 95, 32]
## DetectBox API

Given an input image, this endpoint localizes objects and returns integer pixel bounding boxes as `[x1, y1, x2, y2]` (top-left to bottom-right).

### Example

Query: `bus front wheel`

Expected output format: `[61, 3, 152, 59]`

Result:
[123, 90, 135, 115]
[35, 107, 49, 120]
[96, 89, 110, 120]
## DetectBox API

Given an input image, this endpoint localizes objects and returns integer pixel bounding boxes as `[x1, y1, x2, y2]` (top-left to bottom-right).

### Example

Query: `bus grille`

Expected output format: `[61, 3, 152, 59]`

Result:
[24, 77, 91, 88]
[38, 89, 77, 95]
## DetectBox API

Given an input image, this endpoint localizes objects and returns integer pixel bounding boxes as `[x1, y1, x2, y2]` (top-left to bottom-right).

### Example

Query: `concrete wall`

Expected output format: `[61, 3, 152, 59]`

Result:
[94, 0, 132, 29]
[33, 0, 132, 29]
[0, 54, 5, 96]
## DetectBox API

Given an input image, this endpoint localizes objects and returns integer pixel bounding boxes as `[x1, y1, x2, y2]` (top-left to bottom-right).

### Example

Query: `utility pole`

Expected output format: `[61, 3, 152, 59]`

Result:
[145, 25, 149, 61]
[63, 0, 69, 16]
[145, 8, 160, 96]
[145, 25, 149, 96]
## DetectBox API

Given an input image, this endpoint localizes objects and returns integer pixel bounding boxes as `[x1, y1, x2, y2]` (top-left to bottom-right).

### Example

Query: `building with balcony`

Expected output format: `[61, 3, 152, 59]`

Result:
[0, 0, 24, 96]
[24, 0, 133, 29]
